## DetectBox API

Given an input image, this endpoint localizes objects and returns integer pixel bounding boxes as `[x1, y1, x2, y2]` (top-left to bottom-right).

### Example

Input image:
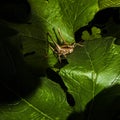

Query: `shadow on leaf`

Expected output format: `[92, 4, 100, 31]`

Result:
[0, 39, 42, 104]
[67, 84, 120, 120]
[0, 0, 31, 23]
[0, 11, 47, 104]
[47, 68, 75, 107]
[75, 7, 120, 43]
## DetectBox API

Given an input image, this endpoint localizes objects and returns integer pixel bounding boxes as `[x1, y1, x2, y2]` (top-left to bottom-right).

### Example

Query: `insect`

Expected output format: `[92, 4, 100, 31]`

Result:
[48, 28, 83, 62]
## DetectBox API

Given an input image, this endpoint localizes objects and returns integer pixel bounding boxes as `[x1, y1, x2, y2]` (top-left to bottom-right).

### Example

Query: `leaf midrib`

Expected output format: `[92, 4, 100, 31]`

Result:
[84, 46, 97, 98]
[2, 83, 54, 120]
[21, 98, 54, 120]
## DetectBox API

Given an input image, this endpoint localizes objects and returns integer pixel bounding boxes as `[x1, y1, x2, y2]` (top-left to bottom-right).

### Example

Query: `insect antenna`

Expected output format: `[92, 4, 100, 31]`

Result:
[47, 32, 61, 50]
[74, 42, 84, 47]
[52, 28, 61, 44]
[57, 28, 68, 44]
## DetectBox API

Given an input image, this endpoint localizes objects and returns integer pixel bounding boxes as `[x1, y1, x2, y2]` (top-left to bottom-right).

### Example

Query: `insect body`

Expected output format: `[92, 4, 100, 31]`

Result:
[48, 28, 83, 62]
[50, 39, 75, 62]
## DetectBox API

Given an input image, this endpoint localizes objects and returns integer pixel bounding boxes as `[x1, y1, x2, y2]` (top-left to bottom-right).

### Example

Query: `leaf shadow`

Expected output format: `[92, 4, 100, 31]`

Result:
[67, 84, 120, 120]
[0, 0, 31, 23]
[46, 68, 75, 107]
[75, 7, 120, 44]
[0, 38, 42, 104]
[0, 0, 48, 104]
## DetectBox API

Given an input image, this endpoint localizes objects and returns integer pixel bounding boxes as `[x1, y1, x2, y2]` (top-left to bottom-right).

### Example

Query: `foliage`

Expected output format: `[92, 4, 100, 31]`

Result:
[0, 0, 120, 120]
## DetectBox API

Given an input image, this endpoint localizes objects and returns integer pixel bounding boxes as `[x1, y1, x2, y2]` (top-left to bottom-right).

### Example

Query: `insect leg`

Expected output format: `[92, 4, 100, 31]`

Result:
[49, 44, 59, 60]
[47, 32, 61, 50]
[48, 33, 62, 62]
[57, 28, 68, 44]
[49, 44, 55, 52]
[58, 54, 62, 63]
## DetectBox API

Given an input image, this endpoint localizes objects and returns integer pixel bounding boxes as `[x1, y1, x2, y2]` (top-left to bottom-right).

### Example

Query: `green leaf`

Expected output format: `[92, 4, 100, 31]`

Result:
[60, 37, 120, 111]
[0, 77, 72, 120]
[58, 0, 98, 32]
[1, 0, 120, 120]
[81, 26, 101, 40]
[99, 0, 120, 9]
[7, 0, 98, 69]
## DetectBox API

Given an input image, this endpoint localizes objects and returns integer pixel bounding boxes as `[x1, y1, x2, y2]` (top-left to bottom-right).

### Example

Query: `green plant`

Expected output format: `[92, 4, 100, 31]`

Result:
[0, 0, 120, 120]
